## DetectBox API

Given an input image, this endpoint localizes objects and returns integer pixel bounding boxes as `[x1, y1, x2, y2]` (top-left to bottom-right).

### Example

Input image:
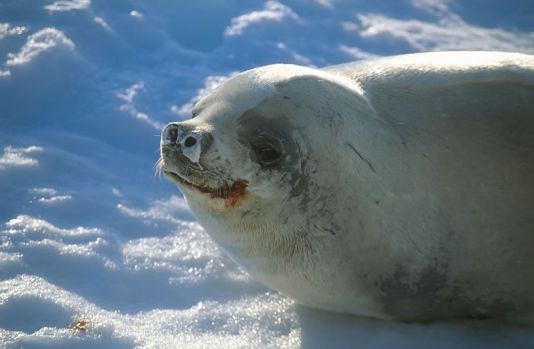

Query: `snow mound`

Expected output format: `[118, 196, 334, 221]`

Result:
[6, 28, 75, 67]
[0, 146, 43, 170]
[1, 0, 534, 347]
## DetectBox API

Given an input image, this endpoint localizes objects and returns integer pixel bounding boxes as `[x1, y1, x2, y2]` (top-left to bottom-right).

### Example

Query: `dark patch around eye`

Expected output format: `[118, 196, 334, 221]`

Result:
[237, 109, 300, 170]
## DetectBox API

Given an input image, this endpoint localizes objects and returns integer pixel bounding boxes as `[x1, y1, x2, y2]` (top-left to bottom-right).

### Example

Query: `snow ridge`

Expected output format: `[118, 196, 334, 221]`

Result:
[1, 0, 534, 347]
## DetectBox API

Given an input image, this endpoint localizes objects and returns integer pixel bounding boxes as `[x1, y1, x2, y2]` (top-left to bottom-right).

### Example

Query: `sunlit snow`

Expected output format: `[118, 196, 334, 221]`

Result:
[1, 0, 533, 348]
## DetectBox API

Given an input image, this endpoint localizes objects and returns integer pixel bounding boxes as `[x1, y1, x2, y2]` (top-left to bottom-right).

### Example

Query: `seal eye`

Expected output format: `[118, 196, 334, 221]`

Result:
[255, 145, 281, 165]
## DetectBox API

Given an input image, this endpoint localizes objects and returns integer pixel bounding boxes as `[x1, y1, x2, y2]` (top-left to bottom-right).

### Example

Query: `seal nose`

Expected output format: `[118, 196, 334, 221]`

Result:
[162, 123, 179, 145]
[161, 122, 212, 164]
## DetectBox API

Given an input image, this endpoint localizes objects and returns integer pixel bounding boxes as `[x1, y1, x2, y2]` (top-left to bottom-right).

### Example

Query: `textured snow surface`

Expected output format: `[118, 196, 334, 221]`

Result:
[1, 0, 534, 348]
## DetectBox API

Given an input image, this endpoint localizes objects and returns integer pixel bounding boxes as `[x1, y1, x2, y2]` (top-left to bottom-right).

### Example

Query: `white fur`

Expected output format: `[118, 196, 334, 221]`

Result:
[165, 51, 534, 324]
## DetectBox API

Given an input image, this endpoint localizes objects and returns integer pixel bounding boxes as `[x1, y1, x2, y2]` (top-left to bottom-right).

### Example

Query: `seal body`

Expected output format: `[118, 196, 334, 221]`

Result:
[160, 52, 534, 324]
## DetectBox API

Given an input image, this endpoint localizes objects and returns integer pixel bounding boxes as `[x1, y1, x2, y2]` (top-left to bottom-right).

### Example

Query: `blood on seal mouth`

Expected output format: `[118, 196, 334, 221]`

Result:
[164, 170, 249, 208]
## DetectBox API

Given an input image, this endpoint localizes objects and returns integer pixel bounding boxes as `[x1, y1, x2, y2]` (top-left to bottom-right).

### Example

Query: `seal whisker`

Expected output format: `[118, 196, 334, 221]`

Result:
[153, 157, 165, 179]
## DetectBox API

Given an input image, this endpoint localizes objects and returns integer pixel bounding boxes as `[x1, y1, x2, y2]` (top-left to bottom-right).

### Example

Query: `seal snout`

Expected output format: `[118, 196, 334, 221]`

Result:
[161, 122, 212, 164]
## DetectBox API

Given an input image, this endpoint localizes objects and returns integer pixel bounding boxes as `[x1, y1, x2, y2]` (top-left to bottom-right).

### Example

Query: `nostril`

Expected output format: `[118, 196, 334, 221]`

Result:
[184, 136, 197, 148]
[169, 127, 178, 143]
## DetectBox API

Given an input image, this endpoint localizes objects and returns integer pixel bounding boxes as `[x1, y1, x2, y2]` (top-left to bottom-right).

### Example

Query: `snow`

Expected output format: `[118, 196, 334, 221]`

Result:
[6, 28, 76, 67]
[44, 0, 91, 13]
[0, 146, 43, 169]
[355, 13, 534, 52]
[224, 1, 302, 37]
[0, 24, 27, 40]
[118, 82, 162, 130]
[0, 0, 533, 347]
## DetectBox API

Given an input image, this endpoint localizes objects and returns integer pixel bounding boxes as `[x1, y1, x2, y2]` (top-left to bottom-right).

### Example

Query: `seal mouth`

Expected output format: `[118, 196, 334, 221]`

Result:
[163, 169, 249, 208]
[156, 149, 249, 206]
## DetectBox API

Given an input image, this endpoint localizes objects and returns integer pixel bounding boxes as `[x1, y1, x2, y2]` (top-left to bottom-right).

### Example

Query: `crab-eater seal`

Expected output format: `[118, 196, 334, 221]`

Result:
[159, 51, 534, 324]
